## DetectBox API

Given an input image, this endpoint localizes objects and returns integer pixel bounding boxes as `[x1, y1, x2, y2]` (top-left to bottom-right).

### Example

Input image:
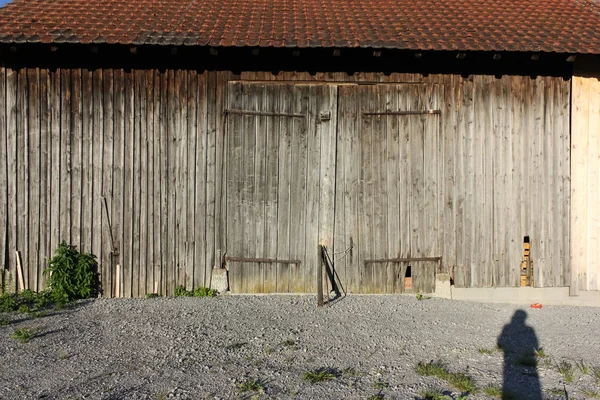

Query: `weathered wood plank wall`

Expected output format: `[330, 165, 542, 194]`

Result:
[240, 72, 571, 290]
[1, 67, 225, 296]
[0, 68, 572, 295]
[571, 76, 600, 292]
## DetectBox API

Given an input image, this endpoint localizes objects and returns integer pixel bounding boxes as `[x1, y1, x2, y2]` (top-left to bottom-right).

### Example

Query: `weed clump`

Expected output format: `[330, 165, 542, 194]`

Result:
[238, 377, 264, 393]
[419, 388, 450, 400]
[556, 360, 575, 383]
[415, 361, 476, 393]
[302, 368, 339, 383]
[11, 327, 42, 343]
[174, 285, 216, 297]
[45, 241, 100, 303]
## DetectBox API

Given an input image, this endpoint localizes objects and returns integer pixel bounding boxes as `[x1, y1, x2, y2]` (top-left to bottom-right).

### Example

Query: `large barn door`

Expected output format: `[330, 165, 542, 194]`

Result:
[225, 82, 337, 293]
[333, 84, 442, 294]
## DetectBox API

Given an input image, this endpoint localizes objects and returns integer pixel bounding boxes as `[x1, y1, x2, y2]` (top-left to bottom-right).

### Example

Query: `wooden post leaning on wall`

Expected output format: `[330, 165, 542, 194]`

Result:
[317, 245, 324, 307]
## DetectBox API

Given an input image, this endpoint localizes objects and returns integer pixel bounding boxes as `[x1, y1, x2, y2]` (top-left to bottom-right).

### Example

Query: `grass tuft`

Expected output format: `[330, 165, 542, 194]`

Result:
[556, 361, 575, 383]
[280, 339, 296, 347]
[593, 367, 600, 381]
[367, 394, 385, 400]
[302, 368, 339, 384]
[478, 347, 495, 355]
[545, 387, 565, 396]
[11, 327, 42, 343]
[576, 359, 590, 375]
[419, 388, 450, 400]
[0, 317, 11, 326]
[582, 390, 600, 399]
[415, 361, 475, 393]
[238, 378, 264, 393]
[482, 385, 502, 398]
[534, 347, 547, 358]
[373, 378, 389, 390]
[416, 361, 448, 377]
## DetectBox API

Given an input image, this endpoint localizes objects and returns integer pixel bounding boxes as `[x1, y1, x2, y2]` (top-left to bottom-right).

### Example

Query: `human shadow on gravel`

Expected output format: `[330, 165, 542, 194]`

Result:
[497, 310, 542, 400]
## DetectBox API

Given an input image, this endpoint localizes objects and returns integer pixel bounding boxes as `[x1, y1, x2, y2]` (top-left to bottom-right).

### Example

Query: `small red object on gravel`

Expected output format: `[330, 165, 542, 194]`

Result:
[530, 303, 542, 309]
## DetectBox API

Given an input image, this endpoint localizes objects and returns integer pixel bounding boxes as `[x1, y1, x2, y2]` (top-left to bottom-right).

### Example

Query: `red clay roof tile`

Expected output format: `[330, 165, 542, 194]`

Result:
[0, 0, 599, 53]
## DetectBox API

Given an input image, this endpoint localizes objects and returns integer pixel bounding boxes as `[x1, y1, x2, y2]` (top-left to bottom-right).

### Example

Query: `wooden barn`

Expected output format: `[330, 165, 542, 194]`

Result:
[0, 0, 599, 299]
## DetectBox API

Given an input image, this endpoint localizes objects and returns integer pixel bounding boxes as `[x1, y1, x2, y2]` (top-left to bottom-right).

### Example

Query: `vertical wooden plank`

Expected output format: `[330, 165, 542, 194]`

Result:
[288, 85, 308, 292]
[226, 82, 241, 293]
[0, 68, 6, 274]
[48, 70, 60, 268]
[317, 84, 337, 294]
[159, 70, 169, 295]
[263, 84, 279, 293]
[531, 77, 544, 286]
[556, 80, 570, 288]
[215, 71, 228, 282]
[27, 68, 40, 291]
[186, 71, 196, 291]
[385, 86, 400, 293]
[122, 69, 134, 297]
[194, 72, 207, 288]
[359, 86, 375, 292]
[570, 77, 586, 292]
[168, 69, 179, 293]
[587, 78, 600, 290]
[334, 85, 349, 292]
[91, 69, 105, 295]
[342, 85, 360, 293]
[146, 69, 156, 295]
[6, 68, 17, 291]
[17, 69, 29, 289]
[133, 70, 144, 296]
[543, 78, 556, 286]
[252, 85, 267, 293]
[38, 69, 49, 290]
[372, 87, 388, 293]
[462, 76, 475, 287]
[174, 70, 185, 289]
[508, 77, 524, 287]
[305, 84, 321, 293]
[398, 85, 411, 290]
[243, 85, 258, 293]
[205, 71, 217, 290]
[470, 76, 485, 287]
[152, 69, 162, 293]
[59, 69, 71, 245]
[442, 76, 457, 280]
[106, 69, 119, 297]
[491, 76, 505, 286]
[81, 69, 93, 261]
[70, 69, 82, 254]
[276, 85, 291, 292]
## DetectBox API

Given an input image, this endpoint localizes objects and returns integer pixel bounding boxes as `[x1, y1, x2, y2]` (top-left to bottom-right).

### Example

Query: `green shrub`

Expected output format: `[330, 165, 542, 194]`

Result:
[193, 287, 216, 297]
[174, 285, 193, 297]
[44, 241, 100, 303]
[0, 293, 18, 312]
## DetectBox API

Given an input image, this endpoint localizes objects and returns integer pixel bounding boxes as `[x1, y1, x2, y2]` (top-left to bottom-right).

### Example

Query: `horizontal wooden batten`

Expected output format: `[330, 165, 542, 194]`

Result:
[364, 257, 442, 264]
[225, 109, 305, 118]
[225, 257, 302, 264]
[362, 110, 441, 116]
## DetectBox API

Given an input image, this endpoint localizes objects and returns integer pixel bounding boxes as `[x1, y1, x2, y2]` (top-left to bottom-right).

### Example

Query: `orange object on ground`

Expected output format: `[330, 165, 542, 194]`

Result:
[530, 303, 542, 309]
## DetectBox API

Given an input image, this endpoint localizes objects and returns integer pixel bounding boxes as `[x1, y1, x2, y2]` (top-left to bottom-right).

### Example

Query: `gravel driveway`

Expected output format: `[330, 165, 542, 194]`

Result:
[1, 295, 599, 400]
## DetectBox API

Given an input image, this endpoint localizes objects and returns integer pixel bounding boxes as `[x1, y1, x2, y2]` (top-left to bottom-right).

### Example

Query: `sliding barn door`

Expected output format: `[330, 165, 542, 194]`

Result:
[334, 84, 443, 294]
[225, 82, 337, 293]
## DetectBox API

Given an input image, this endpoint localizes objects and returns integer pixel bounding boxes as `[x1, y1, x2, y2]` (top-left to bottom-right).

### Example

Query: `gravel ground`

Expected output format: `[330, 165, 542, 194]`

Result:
[1, 295, 599, 400]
